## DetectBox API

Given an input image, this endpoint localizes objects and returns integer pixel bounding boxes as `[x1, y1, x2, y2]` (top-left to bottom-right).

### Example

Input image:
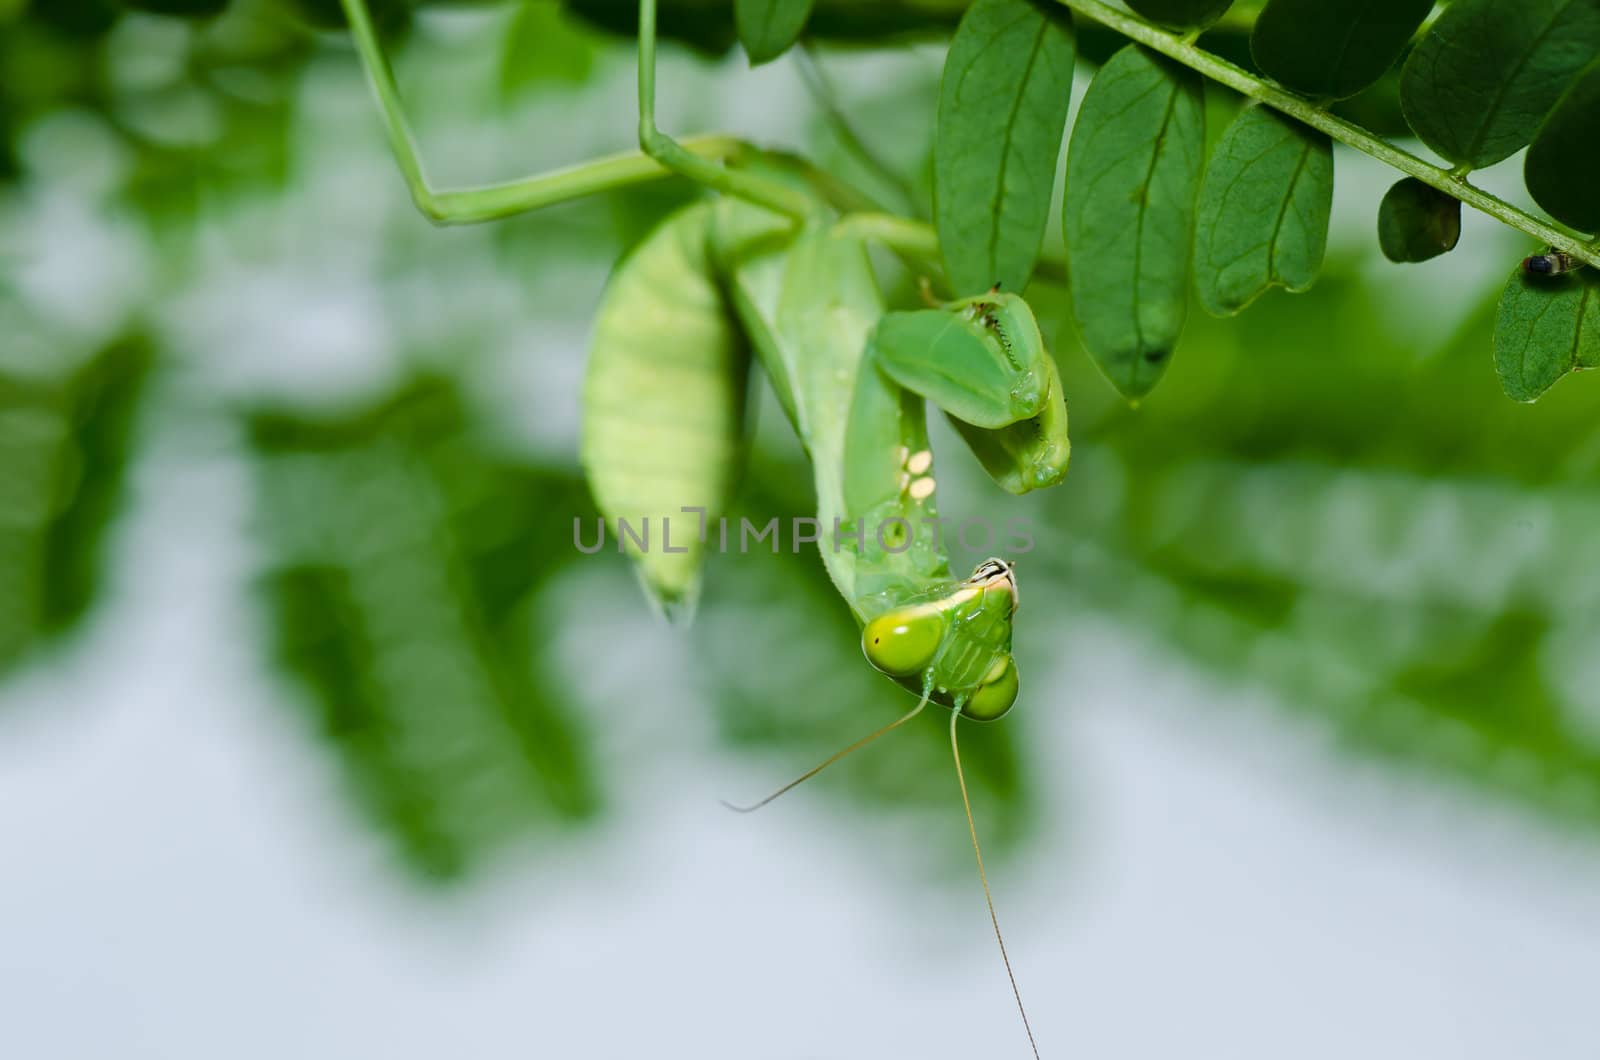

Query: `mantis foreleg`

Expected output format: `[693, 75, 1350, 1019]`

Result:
[852, 293, 1071, 499]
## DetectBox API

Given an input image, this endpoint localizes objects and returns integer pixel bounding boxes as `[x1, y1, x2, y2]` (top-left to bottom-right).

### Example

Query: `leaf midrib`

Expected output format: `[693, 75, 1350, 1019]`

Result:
[1267, 136, 1313, 282]
[1461, 0, 1572, 164]
[986, 18, 1051, 283]
[1130, 70, 1183, 382]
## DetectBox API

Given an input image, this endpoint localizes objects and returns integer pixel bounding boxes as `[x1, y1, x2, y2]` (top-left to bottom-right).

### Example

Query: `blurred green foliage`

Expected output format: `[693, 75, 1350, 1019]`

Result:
[0, 329, 150, 673]
[248, 380, 601, 879]
[1039, 268, 1600, 827]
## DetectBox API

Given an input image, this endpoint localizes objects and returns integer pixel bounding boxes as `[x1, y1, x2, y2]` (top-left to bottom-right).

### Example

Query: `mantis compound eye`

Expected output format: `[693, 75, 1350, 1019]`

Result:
[962, 655, 1020, 722]
[862, 610, 944, 678]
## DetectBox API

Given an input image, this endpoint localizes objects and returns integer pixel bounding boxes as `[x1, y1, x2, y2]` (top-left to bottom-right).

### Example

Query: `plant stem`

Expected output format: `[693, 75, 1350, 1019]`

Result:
[1051, 0, 1600, 270]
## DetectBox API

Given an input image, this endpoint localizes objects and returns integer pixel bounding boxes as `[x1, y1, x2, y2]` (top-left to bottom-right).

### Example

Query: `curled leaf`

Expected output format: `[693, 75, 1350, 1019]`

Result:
[1493, 266, 1600, 402]
[1377, 177, 1461, 264]
[1400, 0, 1600, 170]
[1193, 105, 1333, 317]
[1064, 44, 1206, 398]
[935, 0, 1076, 296]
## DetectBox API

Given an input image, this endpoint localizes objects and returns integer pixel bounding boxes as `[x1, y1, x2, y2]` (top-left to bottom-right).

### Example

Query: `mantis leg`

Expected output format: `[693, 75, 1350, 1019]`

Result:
[337, 0, 772, 224]
[634, 0, 813, 220]
[867, 293, 1071, 495]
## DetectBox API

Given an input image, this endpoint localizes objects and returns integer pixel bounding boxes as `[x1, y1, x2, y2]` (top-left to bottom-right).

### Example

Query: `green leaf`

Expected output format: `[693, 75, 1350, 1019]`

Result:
[0, 333, 150, 674]
[1193, 104, 1333, 317]
[1123, 0, 1234, 31]
[1251, 0, 1433, 101]
[1526, 58, 1600, 235]
[735, 0, 816, 64]
[935, 0, 1076, 296]
[1400, 0, 1600, 170]
[1493, 266, 1600, 402]
[1064, 44, 1205, 398]
[500, 1, 596, 100]
[1377, 177, 1461, 264]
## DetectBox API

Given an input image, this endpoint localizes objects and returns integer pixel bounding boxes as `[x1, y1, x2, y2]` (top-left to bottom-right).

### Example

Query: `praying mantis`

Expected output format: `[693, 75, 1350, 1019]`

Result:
[338, 0, 1070, 1053]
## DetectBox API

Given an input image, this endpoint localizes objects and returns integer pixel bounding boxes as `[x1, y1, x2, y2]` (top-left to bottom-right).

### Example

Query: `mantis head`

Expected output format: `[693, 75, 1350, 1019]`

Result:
[861, 558, 1021, 721]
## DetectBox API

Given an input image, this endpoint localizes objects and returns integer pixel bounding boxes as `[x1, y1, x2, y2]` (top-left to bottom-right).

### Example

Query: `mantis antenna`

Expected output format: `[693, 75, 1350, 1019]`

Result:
[720, 685, 932, 814]
[951, 709, 1042, 1060]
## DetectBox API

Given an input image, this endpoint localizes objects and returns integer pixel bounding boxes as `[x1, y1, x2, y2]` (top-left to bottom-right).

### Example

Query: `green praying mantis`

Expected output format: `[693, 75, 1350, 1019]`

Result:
[338, 1, 1070, 1053]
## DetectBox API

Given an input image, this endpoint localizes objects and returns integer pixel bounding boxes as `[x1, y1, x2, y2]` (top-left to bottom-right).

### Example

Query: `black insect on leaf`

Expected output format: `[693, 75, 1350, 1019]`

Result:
[1377, 177, 1461, 264]
[1400, 0, 1600, 171]
[935, 0, 1076, 296]
[1525, 58, 1600, 236]
[1251, 0, 1434, 102]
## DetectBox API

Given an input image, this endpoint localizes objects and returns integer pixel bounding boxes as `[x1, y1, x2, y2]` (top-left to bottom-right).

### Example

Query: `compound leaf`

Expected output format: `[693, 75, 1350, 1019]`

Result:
[1064, 44, 1206, 398]
[935, 0, 1076, 296]
[1194, 104, 1334, 317]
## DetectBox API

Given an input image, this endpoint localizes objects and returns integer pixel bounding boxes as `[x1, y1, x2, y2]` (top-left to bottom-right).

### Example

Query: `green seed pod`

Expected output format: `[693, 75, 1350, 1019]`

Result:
[582, 202, 751, 620]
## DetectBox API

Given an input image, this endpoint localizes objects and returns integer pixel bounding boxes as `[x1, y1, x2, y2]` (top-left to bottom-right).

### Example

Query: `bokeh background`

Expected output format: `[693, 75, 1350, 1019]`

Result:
[3, 2, 1599, 1057]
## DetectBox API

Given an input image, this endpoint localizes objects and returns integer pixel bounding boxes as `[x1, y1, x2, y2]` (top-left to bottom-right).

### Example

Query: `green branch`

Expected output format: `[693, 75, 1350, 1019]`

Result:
[1052, 0, 1600, 270]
